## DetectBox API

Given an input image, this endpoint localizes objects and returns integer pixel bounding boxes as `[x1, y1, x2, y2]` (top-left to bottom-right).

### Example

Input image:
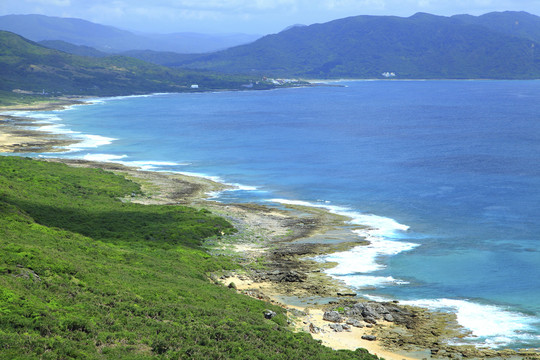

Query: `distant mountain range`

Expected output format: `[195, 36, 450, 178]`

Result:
[0, 31, 267, 98]
[0, 14, 261, 54]
[2, 11, 540, 81]
[174, 11, 540, 79]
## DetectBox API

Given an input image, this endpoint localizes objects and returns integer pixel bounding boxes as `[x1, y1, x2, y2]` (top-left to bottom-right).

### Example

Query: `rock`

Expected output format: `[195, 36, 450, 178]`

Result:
[289, 308, 307, 317]
[337, 292, 357, 297]
[323, 311, 343, 323]
[364, 316, 377, 324]
[329, 323, 344, 332]
[365, 324, 373, 328]
[263, 310, 276, 319]
[309, 323, 322, 334]
[227, 282, 237, 289]
[361, 303, 389, 319]
[279, 270, 307, 283]
[342, 324, 352, 332]
[361, 335, 377, 341]
[384, 313, 395, 322]
[346, 319, 364, 328]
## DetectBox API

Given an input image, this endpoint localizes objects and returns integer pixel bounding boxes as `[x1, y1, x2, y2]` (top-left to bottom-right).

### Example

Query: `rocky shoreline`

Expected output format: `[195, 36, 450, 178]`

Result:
[40, 158, 539, 360]
[0, 98, 87, 153]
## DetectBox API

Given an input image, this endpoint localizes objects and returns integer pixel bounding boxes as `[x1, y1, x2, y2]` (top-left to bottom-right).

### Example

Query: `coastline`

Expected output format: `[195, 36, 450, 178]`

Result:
[0, 98, 88, 153]
[2, 99, 539, 359]
[41, 158, 537, 360]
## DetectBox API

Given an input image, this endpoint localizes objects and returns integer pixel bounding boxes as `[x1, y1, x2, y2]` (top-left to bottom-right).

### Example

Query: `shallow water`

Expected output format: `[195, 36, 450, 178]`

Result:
[6, 80, 540, 349]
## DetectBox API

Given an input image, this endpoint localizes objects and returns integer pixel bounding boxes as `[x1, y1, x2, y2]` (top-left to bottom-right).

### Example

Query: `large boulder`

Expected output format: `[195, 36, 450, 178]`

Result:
[323, 311, 343, 323]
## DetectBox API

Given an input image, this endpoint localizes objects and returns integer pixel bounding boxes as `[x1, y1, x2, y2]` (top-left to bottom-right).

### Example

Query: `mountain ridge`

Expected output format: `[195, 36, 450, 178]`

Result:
[0, 14, 261, 54]
[175, 11, 540, 79]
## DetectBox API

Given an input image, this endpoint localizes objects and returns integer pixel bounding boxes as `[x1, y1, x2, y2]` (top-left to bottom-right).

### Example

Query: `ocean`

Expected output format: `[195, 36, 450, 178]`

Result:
[5, 80, 540, 349]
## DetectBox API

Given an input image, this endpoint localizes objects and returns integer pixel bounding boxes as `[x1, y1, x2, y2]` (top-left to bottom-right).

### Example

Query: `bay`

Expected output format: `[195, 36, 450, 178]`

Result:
[14, 80, 540, 349]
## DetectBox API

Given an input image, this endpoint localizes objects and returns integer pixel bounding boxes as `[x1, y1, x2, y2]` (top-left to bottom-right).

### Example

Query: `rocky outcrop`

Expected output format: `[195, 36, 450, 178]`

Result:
[342, 301, 411, 325]
[252, 269, 307, 283]
[322, 311, 343, 323]
[328, 323, 352, 332]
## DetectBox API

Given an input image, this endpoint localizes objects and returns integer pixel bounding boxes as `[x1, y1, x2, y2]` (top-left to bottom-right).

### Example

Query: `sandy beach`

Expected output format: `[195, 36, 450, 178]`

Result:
[2, 100, 538, 360]
[0, 99, 86, 153]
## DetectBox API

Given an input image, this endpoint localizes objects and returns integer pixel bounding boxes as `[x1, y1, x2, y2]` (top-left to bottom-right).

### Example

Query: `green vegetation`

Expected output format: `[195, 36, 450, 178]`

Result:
[177, 12, 540, 79]
[0, 31, 273, 98]
[0, 156, 378, 359]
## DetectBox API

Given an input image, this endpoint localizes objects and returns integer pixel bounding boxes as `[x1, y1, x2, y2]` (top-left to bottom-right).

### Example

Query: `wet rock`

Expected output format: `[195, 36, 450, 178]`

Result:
[337, 291, 357, 297]
[323, 311, 343, 323]
[280, 270, 307, 283]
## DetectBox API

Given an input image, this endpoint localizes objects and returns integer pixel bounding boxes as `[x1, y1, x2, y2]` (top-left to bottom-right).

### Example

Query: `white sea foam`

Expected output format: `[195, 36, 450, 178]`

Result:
[169, 171, 224, 183]
[269, 198, 418, 287]
[401, 298, 540, 348]
[336, 275, 409, 288]
[322, 237, 419, 275]
[68, 134, 117, 151]
[269, 198, 410, 236]
[228, 183, 259, 191]
[80, 154, 189, 170]
[36, 123, 76, 135]
[82, 154, 128, 162]
[1, 110, 117, 152]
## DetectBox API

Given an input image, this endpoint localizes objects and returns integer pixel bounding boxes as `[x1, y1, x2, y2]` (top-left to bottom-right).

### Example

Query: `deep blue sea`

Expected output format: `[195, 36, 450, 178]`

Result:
[5, 80, 540, 349]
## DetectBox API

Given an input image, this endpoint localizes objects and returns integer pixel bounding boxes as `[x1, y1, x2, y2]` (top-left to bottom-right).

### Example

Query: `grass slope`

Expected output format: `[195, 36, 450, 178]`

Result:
[0, 156, 377, 360]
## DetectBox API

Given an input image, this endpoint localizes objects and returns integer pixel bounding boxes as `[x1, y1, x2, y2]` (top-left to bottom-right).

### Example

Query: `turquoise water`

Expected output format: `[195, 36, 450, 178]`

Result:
[5, 80, 540, 349]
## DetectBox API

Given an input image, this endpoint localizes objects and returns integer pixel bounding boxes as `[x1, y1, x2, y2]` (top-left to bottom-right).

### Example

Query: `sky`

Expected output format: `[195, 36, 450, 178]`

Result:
[1, 0, 539, 35]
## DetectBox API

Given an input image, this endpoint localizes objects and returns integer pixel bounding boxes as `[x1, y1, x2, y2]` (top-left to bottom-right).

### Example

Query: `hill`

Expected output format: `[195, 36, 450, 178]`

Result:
[452, 11, 540, 44]
[0, 30, 268, 99]
[38, 40, 109, 58]
[0, 156, 380, 359]
[0, 14, 260, 54]
[176, 12, 540, 79]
